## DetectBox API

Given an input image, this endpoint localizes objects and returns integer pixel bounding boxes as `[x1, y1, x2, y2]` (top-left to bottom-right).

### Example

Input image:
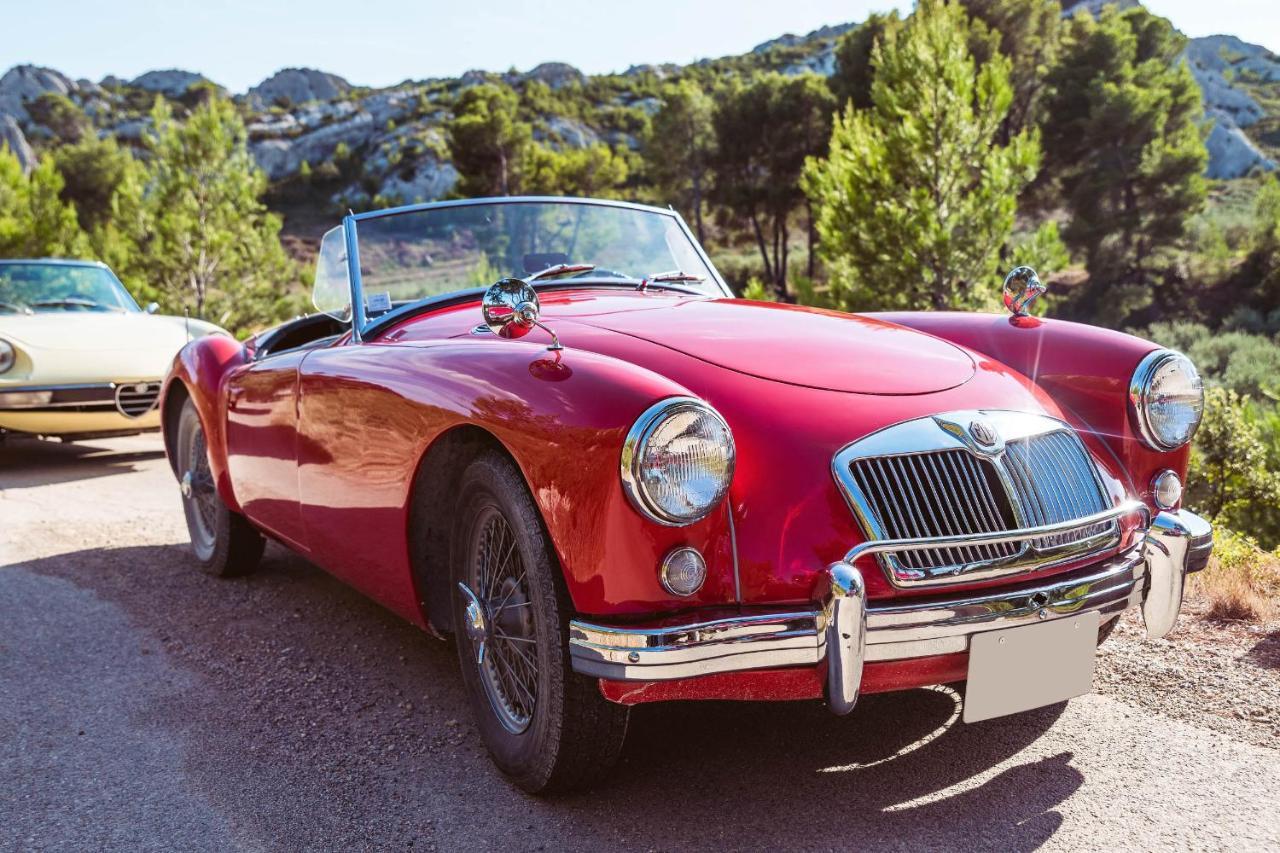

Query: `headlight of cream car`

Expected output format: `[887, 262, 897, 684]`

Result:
[621, 397, 735, 525]
[1129, 350, 1204, 450]
[0, 339, 14, 373]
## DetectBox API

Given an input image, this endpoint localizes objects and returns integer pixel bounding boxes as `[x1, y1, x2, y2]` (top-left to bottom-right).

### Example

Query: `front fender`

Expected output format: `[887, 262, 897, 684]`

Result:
[296, 338, 738, 621]
[160, 333, 248, 512]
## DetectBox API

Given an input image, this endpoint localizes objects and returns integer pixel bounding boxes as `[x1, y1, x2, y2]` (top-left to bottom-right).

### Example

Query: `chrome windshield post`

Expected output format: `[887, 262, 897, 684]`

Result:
[343, 214, 366, 344]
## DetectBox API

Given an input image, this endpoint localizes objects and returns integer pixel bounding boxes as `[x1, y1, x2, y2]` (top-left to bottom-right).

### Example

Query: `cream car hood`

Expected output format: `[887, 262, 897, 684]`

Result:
[0, 312, 227, 385]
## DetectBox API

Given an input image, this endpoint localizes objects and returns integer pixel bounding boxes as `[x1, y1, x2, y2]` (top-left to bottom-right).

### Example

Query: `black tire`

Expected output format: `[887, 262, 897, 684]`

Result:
[451, 451, 629, 793]
[175, 398, 265, 577]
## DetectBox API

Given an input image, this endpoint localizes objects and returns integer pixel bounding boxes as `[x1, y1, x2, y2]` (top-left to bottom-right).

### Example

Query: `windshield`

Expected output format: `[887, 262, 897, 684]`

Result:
[316, 200, 719, 324]
[0, 263, 139, 314]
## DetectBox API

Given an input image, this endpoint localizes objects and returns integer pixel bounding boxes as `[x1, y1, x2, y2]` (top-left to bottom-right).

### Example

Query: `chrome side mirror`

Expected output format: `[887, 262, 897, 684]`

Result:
[1003, 266, 1045, 317]
[146, 302, 160, 314]
[482, 279, 563, 351]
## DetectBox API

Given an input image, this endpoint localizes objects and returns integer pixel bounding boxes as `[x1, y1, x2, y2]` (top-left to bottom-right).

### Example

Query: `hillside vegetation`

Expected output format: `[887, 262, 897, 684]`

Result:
[1, 0, 1279, 598]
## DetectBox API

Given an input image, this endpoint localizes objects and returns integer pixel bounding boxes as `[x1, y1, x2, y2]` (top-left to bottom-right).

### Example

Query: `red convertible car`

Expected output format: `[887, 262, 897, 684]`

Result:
[162, 197, 1211, 792]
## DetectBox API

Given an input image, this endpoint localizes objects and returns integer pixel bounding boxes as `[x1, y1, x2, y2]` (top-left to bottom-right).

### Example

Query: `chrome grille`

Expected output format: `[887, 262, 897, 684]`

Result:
[833, 410, 1119, 586]
[1004, 430, 1113, 549]
[849, 450, 1018, 571]
[114, 381, 161, 418]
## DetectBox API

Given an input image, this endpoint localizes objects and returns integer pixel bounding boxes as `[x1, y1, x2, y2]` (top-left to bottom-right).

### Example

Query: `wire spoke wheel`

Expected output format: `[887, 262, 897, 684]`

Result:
[466, 505, 538, 734]
[180, 415, 219, 557]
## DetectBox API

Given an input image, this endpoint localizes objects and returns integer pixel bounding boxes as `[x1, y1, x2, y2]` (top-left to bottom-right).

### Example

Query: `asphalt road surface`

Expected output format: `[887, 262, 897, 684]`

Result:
[2, 435, 1279, 852]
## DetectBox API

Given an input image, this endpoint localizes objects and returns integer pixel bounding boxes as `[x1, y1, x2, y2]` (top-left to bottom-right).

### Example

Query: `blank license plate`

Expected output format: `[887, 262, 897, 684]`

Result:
[963, 611, 1100, 724]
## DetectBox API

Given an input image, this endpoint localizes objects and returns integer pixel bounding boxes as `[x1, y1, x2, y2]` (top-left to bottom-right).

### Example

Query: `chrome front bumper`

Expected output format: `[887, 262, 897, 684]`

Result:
[569, 508, 1213, 714]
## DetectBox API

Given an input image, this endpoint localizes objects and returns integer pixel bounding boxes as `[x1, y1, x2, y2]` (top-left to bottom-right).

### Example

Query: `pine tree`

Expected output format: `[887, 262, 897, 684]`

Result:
[643, 81, 714, 243]
[710, 73, 833, 296]
[0, 147, 88, 258]
[1041, 6, 1206, 295]
[803, 0, 1040, 311]
[446, 84, 533, 197]
[138, 98, 297, 330]
[829, 12, 902, 111]
[958, 0, 1061, 139]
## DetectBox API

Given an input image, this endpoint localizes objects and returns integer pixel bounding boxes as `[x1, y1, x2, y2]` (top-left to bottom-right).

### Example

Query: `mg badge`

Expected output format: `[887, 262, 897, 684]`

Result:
[970, 419, 998, 448]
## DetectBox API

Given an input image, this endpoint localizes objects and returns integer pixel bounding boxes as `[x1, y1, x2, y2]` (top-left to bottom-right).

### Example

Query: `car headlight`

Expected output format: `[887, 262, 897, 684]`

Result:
[1129, 350, 1204, 450]
[0, 339, 14, 373]
[621, 397, 735, 526]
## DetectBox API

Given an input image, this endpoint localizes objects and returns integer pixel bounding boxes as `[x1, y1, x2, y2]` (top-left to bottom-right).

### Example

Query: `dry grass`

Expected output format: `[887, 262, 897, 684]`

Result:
[1188, 529, 1280, 623]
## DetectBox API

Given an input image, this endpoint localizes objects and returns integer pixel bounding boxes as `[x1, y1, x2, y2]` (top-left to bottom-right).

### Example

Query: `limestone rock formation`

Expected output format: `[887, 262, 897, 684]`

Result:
[245, 68, 351, 109]
[0, 114, 36, 173]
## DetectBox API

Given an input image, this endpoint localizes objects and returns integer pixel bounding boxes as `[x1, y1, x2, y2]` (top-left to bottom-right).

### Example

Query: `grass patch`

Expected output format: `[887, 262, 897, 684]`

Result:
[1190, 528, 1280, 623]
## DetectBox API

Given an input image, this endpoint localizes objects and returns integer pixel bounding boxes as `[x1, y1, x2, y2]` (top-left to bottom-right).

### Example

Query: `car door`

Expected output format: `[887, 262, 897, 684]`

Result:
[223, 349, 308, 550]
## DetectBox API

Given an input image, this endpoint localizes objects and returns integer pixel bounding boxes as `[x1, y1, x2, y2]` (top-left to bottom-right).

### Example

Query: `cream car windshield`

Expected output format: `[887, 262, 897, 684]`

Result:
[340, 201, 718, 321]
[0, 263, 139, 314]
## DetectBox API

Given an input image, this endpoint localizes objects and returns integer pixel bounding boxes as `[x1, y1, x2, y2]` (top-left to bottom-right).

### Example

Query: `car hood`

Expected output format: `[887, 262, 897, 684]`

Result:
[0, 312, 221, 352]
[564, 297, 976, 394]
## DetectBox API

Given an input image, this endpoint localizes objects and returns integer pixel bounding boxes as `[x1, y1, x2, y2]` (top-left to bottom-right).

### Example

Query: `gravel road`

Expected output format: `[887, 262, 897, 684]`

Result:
[2, 435, 1279, 852]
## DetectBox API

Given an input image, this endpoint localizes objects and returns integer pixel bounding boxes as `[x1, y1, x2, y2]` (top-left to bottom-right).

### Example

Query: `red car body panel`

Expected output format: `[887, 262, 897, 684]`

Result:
[598, 652, 968, 705]
[163, 288, 1183, 702]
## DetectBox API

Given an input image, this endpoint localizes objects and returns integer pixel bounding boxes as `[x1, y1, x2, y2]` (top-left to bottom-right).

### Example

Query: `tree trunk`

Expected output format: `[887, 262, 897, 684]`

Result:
[806, 199, 816, 280]
[772, 216, 781, 294]
[773, 213, 783, 297]
[691, 172, 705, 245]
[749, 208, 774, 288]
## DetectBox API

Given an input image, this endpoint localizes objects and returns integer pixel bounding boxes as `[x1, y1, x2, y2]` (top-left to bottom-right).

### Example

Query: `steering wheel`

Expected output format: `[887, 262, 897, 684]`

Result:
[570, 268, 630, 280]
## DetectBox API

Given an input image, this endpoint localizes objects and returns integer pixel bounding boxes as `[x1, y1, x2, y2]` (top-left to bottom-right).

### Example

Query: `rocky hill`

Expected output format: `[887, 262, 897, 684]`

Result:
[0, 10, 1276, 233]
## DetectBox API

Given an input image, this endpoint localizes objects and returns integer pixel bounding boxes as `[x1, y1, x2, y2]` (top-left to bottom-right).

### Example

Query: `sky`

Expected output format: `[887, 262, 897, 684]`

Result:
[3, 0, 1278, 94]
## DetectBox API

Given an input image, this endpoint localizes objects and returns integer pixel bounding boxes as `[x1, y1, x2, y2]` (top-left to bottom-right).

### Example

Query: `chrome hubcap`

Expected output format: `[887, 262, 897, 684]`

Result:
[464, 508, 537, 734]
[458, 582, 490, 652]
[183, 425, 219, 550]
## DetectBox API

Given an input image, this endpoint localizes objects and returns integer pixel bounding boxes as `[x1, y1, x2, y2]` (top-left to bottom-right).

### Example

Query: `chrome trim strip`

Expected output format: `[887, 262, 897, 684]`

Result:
[0, 382, 115, 393]
[840, 500, 1145, 587]
[0, 382, 165, 411]
[568, 611, 826, 680]
[727, 502, 743, 604]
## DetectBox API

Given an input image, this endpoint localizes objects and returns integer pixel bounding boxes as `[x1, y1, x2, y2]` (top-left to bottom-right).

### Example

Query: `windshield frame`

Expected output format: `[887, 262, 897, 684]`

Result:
[0, 259, 142, 314]
[340, 197, 730, 343]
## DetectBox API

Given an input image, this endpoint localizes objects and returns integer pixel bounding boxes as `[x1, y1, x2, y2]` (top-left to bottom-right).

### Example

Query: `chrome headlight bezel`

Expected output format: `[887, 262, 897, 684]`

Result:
[620, 396, 736, 527]
[1128, 350, 1204, 451]
[0, 339, 14, 374]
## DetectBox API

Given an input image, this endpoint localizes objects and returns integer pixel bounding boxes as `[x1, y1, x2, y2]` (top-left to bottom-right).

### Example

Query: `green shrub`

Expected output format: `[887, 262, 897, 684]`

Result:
[1186, 387, 1280, 548]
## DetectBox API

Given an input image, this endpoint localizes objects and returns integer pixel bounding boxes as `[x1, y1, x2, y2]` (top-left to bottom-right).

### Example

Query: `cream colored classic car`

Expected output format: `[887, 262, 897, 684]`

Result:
[0, 259, 226, 440]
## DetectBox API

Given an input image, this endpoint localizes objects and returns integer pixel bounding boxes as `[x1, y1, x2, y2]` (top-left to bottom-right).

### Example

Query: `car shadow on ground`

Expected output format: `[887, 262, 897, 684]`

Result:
[0, 435, 166, 489]
[1246, 630, 1280, 669]
[11, 542, 1077, 850]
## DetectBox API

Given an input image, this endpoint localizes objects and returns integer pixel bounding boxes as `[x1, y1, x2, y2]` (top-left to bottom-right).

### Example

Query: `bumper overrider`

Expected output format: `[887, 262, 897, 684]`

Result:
[569, 503, 1213, 715]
